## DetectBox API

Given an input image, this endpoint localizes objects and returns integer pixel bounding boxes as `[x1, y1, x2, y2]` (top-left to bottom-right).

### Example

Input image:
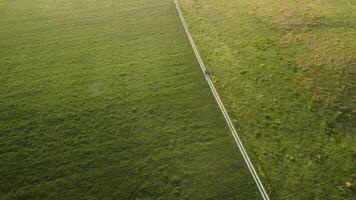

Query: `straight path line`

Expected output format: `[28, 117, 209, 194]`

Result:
[173, 0, 270, 199]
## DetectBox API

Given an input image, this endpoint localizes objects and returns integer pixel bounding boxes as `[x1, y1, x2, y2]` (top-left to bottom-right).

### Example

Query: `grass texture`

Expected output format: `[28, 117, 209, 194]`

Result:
[178, 0, 356, 199]
[0, 0, 262, 199]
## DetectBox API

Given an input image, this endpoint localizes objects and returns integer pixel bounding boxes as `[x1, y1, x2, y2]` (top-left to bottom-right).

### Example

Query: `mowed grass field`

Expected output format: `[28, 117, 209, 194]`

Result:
[0, 0, 263, 199]
[178, 0, 356, 199]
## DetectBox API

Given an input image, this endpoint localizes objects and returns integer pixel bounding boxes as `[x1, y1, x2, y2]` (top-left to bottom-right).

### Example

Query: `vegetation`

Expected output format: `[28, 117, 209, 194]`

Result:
[178, 0, 355, 199]
[0, 0, 262, 199]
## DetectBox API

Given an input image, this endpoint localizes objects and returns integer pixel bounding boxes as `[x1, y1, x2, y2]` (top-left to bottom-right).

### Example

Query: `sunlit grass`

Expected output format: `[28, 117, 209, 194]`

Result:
[179, 0, 355, 199]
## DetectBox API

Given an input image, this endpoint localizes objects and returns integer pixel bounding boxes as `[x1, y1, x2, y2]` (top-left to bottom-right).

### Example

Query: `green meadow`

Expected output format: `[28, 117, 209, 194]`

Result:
[0, 0, 262, 199]
[179, 0, 355, 199]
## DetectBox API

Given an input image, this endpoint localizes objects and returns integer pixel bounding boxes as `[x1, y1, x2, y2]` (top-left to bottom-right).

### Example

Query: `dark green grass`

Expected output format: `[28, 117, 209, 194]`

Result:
[179, 0, 355, 199]
[0, 0, 262, 199]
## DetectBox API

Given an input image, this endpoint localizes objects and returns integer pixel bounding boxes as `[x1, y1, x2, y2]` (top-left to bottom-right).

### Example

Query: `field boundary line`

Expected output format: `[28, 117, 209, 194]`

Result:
[173, 0, 270, 199]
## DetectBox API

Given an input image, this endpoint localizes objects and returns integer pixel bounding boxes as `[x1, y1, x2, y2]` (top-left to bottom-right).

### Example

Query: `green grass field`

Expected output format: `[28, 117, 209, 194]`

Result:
[179, 0, 356, 199]
[0, 0, 263, 199]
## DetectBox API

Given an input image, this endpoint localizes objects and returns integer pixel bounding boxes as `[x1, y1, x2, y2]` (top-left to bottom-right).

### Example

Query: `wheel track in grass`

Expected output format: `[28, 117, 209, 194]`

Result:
[173, 0, 270, 199]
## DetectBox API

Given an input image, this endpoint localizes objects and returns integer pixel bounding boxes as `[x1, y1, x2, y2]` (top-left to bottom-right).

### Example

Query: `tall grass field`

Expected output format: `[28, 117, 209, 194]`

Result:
[0, 0, 262, 199]
[1, 0, 355, 199]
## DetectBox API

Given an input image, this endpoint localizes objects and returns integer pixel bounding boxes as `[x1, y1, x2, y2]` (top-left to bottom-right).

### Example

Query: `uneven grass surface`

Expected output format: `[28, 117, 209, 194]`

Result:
[0, 0, 262, 199]
[178, 0, 356, 199]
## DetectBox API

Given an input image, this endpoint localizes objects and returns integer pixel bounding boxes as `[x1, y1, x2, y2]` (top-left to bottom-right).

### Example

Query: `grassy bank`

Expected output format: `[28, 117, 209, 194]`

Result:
[178, 0, 355, 199]
[0, 0, 261, 199]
